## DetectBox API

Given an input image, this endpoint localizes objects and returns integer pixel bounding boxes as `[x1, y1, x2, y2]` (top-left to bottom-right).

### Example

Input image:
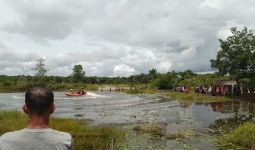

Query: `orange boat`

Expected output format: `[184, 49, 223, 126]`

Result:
[65, 93, 84, 96]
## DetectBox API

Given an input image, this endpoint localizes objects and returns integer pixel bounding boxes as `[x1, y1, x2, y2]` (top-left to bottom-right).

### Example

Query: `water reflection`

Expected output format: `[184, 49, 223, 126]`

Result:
[194, 101, 255, 121]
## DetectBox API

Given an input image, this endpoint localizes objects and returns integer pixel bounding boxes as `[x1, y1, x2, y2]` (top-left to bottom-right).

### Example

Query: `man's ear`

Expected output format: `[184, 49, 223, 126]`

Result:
[50, 104, 55, 114]
[23, 104, 28, 114]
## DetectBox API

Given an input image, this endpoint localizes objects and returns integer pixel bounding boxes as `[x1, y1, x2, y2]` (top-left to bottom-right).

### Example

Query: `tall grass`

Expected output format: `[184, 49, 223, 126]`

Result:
[133, 123, 163, 137]
[217, 122, 255, 149]
[0, 111, 126, 150]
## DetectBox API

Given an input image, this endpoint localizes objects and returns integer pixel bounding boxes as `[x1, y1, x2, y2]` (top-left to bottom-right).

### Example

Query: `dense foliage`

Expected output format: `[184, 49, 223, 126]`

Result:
[153, 71, 179, 89]
[211, 27, 255, 89]
[177, 73, 229, 88]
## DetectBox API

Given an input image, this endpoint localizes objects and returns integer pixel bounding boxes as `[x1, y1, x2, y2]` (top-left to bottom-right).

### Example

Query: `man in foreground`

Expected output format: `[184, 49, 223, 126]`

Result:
[0, 87, 73, 150]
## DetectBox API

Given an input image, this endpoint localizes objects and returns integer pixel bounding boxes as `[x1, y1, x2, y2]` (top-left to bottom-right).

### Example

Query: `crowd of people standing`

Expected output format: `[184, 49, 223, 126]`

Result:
[195, 85, 241, 96]
[175, 86, 189, 93]
[175, 84, 243, 96]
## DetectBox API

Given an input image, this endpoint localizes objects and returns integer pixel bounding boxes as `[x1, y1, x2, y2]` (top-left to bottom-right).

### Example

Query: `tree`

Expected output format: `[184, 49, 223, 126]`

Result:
[72, 64, 85, 83]
[33, 58, 48, 77]
[153, 71, 178, 89]
[179, 70, 197, 80]
[148, 68, 158, 81]
[210, 27, 255, 80]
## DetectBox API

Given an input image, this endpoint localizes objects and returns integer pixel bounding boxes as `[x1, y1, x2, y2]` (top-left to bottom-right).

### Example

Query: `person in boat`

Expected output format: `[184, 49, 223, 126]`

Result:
[0, 87, 73, 150]
[81, 87, 85, 95]
[81, 90, 85, 95]
[76, 87, 83, 95]
[70, 89, 74, 94]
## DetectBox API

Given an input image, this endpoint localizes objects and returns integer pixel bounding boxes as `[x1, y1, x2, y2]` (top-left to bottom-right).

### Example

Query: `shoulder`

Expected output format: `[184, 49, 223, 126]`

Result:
[49, 129, 72, 139]
[48, 129, 73, 146]
[52, 130, 73, 149]
[0, 129, 73, 150]
[0, 130, 24, 141]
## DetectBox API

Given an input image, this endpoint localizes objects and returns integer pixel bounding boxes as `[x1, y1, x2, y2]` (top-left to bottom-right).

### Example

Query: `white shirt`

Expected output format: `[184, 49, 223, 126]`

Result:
[0, 128, 73, 150]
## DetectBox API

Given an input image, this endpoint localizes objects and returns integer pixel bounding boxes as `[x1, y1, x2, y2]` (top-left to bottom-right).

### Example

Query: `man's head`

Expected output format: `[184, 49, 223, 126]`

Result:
[23, 87, 55, 116]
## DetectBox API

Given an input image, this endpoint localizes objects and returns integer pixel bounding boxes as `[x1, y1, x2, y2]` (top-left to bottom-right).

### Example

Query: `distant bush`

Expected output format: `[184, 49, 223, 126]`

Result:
[152, 72, 179, 89]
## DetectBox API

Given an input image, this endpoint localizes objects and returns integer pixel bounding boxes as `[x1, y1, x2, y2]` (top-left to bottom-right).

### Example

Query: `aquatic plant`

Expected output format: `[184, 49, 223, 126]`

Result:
[133, 123, 164, 137]
[166, 132, 185, 140]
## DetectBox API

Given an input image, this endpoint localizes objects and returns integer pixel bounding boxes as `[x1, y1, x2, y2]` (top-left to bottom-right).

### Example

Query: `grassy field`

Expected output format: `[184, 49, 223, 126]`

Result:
[163, 91, 233, 102]
[0, 111, 126, 150]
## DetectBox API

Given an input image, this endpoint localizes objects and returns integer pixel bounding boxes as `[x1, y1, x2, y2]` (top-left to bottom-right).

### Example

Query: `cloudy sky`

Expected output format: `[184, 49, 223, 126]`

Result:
[0, 0, 255, 76]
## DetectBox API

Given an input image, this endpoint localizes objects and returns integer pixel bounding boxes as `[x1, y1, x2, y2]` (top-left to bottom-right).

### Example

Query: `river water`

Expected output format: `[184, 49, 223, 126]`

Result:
[0, 91, 254, 149]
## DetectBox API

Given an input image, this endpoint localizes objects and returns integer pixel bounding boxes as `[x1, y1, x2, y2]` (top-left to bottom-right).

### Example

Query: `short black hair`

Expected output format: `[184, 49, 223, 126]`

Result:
[25, 87, 54, 115]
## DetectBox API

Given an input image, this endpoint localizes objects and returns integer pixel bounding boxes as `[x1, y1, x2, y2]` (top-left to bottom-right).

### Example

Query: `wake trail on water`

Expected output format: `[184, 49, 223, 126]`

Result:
[54, 92, 109, 100]
[12, 95, 23, 99]
[86, 92, 108, 98]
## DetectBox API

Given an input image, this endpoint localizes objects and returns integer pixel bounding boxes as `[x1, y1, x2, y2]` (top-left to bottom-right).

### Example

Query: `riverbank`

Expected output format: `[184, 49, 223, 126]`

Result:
[0, 111, 126, 149]
[163, 91, 233, 102]
[123, 89, 158, 94]
[118, 87, 255, 102]
[119, 88, 235, 102]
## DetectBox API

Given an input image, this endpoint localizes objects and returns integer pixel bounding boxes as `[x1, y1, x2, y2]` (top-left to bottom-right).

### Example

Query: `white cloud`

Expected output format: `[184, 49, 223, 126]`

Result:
[0, 0, 255, 76]
[179, 47, 197, 60]
[156, 61, 172, 73]
[199, 0, 223, 9]
[0, 42, 38, 75]
[113, 64, 136, 77]
[217, 20, 246, 40]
